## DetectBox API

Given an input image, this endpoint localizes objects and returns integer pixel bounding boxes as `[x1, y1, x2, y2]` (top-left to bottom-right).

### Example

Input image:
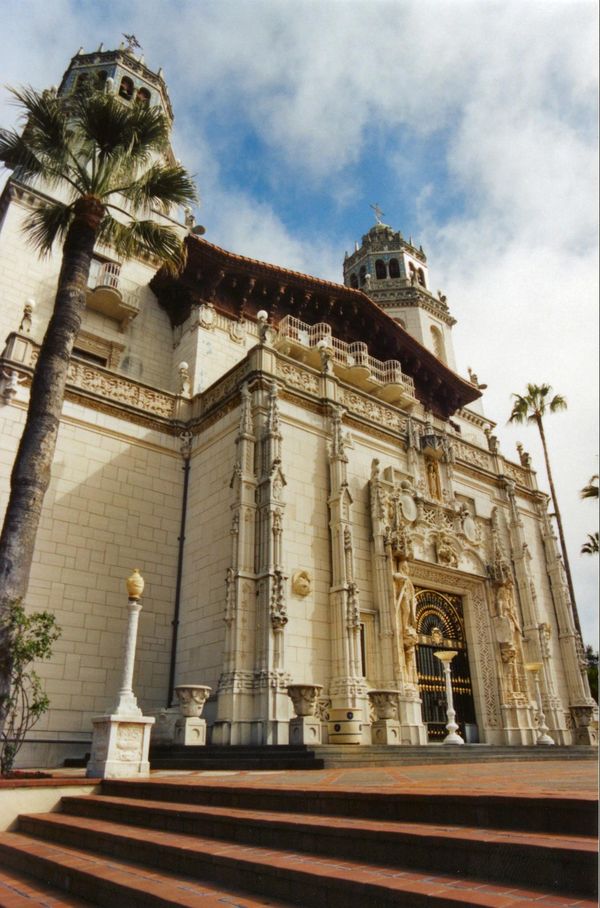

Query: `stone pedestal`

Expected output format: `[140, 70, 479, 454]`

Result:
[151, 706, 180, 744]
[86, 714, 155, 778]
[175, 716, 207, 746]
[289, 715, 322, 745]
[501, 703, 536, 745]
[570, 705, 598, 746]
[371, 718, 401, 745]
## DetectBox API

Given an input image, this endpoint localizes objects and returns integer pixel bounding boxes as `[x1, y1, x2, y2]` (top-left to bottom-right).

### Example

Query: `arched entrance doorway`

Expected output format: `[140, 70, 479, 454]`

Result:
[415, 589, 477, 742]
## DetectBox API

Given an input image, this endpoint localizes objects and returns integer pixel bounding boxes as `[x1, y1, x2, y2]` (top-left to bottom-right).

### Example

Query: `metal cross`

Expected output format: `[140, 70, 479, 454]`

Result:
[123, 34, 142, 52]
[370, 202, 384, 224]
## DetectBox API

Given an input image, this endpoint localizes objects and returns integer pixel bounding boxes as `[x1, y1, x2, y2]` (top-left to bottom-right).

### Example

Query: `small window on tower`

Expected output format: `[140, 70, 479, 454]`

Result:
[75, 73, 89, 93]
[350, 273, 358, 289]
[136, 87, 151, 106]
[359, 265, 367, 286]
[375, 259, 387, 280]
[119, 76, 134, 101]
[389, 258, 400, 278]
[418, 268, 426, 287]
[430, 325, 446, 363]
[96, 70, 108, 88]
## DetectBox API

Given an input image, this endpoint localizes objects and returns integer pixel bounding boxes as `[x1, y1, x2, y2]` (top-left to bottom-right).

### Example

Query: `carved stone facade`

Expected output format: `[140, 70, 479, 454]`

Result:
[0, 45, 595, 765]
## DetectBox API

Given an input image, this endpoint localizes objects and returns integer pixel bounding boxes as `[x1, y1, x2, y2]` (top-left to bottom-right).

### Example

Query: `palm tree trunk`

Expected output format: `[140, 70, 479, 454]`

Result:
[536, 415, 581, 636]
[0, 197, 104, 734]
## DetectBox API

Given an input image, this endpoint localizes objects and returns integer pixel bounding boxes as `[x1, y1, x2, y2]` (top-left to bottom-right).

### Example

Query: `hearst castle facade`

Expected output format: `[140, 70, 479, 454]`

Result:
[0, 46, 595, 766]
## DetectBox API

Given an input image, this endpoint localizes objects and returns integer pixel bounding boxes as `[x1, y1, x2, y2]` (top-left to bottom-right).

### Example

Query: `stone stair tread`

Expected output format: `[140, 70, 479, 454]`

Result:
[0, 833, 292, 907]
[10, 813, 595, 906]
[0, 865, 92, 907]
[60, 794, 597, 853]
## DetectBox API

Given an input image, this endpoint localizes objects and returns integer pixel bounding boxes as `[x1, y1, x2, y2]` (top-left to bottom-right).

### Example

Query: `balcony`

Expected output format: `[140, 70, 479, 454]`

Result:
[86, 262, 141, 328]
[275, 315, 416, 406]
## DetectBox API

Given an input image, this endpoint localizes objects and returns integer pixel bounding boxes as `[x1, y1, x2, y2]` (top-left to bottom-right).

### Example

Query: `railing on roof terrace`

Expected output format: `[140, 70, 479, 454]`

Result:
[277, 314, 415, 394]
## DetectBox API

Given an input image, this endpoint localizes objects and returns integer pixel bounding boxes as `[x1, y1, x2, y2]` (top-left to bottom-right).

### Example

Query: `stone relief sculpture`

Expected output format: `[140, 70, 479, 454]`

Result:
[291, 570, 311, 597]
[392, 557, 419, 685]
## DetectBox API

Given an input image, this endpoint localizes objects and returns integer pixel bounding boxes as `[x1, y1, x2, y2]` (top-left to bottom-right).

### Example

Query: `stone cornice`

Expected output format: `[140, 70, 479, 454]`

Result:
[151, 236, 480, 419]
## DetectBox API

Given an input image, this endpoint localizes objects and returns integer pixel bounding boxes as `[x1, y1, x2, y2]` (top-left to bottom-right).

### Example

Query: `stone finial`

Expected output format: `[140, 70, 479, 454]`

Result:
[126, 568, 144, 600]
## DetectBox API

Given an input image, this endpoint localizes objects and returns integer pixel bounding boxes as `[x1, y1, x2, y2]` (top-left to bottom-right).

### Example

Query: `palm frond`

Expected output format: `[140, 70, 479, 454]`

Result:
[549, 393, 567, 413]
[508, 383, 567, 424]
[22, 201, 74, 255]
[9, 87, 70, 163]
[581, 532, 599, 555]
[0, 128, 46, 179]
[114, 163, 197, 213]
[581, 475, 599, 501]
[98, 214, 186, 272]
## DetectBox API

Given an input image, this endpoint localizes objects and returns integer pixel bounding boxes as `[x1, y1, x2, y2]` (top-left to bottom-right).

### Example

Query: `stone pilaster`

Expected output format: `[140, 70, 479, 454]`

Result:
[213, 383, 258, 744]
[501, 481, 568, 742]
[538, 501, 596, 742]
[327, 407, 367, 721]
[254, 381, 290, 743]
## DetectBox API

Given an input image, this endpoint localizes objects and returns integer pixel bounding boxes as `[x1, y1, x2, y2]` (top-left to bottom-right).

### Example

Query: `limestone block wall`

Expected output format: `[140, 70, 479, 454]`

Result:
[0, 394, 182, 764]
[175, 409, 239, 692]
[174, 311, 261, 396]
[0, 192, 176, 392]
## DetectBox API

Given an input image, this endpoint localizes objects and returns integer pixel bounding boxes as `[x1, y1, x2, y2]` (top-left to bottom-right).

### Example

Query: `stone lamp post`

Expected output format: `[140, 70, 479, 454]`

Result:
[86, 569, 155, 778]
[287, 684, 323, 744]
[524, 662, 555, 745]
[434, 650, 464, 745]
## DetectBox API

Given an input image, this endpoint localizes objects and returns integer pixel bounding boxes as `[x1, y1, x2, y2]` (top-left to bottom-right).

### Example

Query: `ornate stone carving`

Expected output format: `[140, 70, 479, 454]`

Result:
[368, 689, 400, 720]
[287, 684, 323, 717]
[198, 302, 216, 329]
[276, 361, 320, 394]
[291, 570, 311, 597]
[174, 684, 212, 718]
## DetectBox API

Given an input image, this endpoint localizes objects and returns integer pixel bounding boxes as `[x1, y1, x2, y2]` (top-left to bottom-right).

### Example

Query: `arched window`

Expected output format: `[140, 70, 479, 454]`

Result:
[119, 76, 134, 101]
[430, 325, 446, 363]
[350, 273, 358, 289]
[359, 265, 367, 286]
[136, 87, 151, 106]
[75, 73, 89, 92]
[96, 70, 108, 88]
[418, 268, 426, 287]
[394, 317, 406, 329]
[389, 258, 400, 278]
[375, 259, 387, 280]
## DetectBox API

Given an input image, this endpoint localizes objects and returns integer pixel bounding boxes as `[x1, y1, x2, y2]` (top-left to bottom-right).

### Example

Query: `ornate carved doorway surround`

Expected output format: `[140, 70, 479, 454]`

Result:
[407, 563, 501, 744]
[415, 588, 476, 742]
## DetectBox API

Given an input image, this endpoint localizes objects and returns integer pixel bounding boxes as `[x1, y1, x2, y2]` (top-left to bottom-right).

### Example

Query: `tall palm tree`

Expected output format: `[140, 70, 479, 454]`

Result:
[580, 475, 599, 501]
[0, 86, 197, 735]
[508, 383, 580, 634]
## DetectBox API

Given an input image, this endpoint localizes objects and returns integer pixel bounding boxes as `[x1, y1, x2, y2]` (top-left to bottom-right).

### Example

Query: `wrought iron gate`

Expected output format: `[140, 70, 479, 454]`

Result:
[415, 589, 477, 742]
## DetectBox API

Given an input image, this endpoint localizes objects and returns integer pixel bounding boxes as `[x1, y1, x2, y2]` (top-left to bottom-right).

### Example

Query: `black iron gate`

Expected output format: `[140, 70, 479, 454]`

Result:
[415, 589, 477, 742]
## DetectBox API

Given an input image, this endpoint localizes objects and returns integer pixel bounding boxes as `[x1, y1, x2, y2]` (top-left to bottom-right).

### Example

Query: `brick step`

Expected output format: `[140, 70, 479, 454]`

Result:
[0, 832, 291, 907]
[2, 816, 594, 908]
[102, 778, 598, 836]
[0, 864, 92, 907]
[149, 757, 325, 771]
[58, 793, 598, 895]
[314, 745, 599, 766]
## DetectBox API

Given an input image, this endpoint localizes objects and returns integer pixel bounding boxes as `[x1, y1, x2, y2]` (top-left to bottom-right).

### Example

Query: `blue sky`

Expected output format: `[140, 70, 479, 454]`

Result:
[0, 0, 598, 644]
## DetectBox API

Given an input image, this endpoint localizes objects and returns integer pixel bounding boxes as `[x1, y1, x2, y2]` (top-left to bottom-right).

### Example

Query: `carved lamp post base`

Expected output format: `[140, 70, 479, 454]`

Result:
[289, 715, 322, 745]
[86, 714, 155, 778]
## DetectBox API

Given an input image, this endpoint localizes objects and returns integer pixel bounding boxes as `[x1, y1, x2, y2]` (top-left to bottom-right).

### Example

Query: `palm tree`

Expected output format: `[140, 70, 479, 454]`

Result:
[0, 86, 197, 735]
[508, 383, 580, 634]
[580, 475, 599, 501]
[581, 533, 599, 556]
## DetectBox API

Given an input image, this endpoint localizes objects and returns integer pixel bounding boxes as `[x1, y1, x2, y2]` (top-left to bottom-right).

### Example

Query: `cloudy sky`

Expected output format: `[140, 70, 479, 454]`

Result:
[1, 0, 598, 643]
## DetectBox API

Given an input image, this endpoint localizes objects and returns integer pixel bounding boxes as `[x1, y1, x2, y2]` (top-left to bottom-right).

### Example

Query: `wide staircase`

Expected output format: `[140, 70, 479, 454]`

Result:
[0, 775, 597, 906]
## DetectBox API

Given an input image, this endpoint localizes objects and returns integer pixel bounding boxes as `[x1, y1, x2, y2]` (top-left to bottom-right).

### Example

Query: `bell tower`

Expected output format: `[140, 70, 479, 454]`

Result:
[343, 214, 457, 371]
[56, 40, 174, 125]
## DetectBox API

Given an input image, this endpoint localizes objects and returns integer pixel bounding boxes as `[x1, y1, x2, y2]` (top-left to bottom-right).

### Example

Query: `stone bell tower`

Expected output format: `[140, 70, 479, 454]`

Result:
[343, 212, 458, 372]
[55, 40, 174, 124]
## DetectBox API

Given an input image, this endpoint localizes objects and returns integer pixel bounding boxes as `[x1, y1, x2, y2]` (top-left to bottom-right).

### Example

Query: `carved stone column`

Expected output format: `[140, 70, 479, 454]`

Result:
[213, 383, 258, 745]
[501, 482, 569, 742]
[254, 381, 291, 743]
[326, 408, 367, 729]
[538, 502, 597, 743]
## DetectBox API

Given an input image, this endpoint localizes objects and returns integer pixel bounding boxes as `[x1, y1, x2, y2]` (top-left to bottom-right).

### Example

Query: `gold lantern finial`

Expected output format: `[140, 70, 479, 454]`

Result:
[126, 568, 145, 599]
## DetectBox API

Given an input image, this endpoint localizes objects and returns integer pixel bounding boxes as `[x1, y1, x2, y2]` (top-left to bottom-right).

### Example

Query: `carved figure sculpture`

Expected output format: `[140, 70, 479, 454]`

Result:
[426, 459, 442, 500]
[393, 558, 419, 683]
[436, 533, 458, 567]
